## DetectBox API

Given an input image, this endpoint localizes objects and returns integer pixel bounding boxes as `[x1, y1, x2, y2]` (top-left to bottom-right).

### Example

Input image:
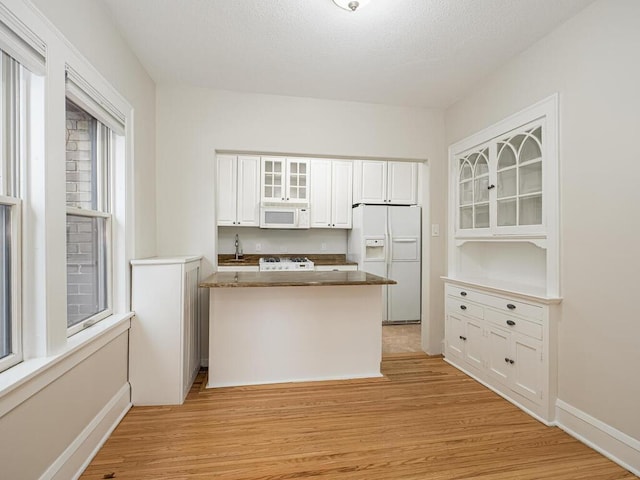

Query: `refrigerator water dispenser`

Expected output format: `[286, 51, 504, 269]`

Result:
[365, 238, 385, 261]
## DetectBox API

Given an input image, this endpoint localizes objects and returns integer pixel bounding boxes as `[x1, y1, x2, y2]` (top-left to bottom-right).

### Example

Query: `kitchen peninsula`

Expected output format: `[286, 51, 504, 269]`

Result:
[200, 270, 396, 388]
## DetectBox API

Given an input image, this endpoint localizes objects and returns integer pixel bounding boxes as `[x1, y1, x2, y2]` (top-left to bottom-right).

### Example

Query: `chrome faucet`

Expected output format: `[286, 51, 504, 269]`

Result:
[234, 234, 243, 260]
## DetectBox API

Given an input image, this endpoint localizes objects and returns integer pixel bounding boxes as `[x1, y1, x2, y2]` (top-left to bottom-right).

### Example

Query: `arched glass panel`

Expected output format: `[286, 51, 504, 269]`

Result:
[475, 150, 489, 176]
[497, 143, 517, 169]
[531, 126, 542, 143]
[460, 161, 473, 181]
[509, 134, 526, 152]
[519, 136, 541, 163]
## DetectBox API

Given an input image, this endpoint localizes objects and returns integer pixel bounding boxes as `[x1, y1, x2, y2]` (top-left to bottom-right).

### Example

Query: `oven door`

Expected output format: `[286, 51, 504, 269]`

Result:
[260, 207, 298, 229]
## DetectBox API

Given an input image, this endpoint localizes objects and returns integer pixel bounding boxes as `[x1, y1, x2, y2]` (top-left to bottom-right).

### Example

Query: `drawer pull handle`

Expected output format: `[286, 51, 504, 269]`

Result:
[460, 291, 467, 296]
[506, 320, 516, 326]
[460, 305, 467, 310]
[506, 303, 516, 310]
[459, 335, 467, 341]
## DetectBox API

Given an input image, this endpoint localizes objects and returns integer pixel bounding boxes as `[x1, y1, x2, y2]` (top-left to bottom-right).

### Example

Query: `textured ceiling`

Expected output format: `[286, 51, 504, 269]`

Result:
[99, 0, 594, 108]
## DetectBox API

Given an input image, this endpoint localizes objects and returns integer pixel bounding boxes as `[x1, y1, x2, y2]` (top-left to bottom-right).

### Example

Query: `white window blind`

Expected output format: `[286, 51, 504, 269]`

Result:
[65, 66, 125, 136]
[0, 5, 45, 75]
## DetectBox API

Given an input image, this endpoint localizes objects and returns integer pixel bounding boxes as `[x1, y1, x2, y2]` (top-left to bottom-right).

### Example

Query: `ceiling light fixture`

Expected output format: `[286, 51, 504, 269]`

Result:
[332, 0, 370, 12]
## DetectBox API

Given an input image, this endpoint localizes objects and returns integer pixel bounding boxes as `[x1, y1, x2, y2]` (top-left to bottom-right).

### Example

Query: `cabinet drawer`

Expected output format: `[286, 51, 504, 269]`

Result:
[446, 297, 483, 319]
[481, 295, 543, 321]
[445, 284, 486, 303]
[485, 309, 542, 340]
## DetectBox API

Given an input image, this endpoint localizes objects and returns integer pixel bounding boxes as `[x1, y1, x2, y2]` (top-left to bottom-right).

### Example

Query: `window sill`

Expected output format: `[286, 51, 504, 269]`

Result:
[0, 312, 133, 418]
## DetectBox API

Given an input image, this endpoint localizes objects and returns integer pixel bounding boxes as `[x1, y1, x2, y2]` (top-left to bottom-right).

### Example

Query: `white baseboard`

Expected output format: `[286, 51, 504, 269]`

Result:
[38, 383, 132, 480]
[556, 399, 640, 476]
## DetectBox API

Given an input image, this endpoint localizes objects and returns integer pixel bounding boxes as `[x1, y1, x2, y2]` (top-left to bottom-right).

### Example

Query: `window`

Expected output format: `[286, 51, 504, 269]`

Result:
[0, 50, 23, 372]
[65, 99, 113, 335]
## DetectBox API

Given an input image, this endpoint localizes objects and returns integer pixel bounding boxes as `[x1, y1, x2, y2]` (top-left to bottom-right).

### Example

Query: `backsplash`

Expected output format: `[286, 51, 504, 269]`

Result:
[218, 227, 347, 255]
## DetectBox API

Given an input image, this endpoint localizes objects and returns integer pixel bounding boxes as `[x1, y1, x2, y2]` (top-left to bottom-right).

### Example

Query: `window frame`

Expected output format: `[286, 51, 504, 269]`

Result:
[0, 194, 21, 372]
[65, 110, 115, 337]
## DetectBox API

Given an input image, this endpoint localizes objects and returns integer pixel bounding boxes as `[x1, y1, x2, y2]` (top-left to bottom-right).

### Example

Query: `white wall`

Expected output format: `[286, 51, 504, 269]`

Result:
[445, 0, 640, 462]
[31, 0, 157, 258]
[156, 86, 447, 354]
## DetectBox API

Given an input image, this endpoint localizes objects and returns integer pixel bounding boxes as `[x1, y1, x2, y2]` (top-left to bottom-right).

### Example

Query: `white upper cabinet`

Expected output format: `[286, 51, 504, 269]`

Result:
[216, 154, 260, 227]
[454, 124, 545, 237]
[261, 156, 309, 204]
[387, 162, 419, 205]
[353, 160, 418, 205]
[310, 159, 353, 229]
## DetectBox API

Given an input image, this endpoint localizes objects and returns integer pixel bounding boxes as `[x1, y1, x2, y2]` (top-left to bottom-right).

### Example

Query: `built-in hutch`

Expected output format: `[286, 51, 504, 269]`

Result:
[443, 95, 561, 424]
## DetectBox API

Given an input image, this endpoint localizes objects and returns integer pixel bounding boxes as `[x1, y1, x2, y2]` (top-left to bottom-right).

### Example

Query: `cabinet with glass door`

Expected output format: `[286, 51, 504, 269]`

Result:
[455, 122, 545, 239]
[261, 156, 309, 204]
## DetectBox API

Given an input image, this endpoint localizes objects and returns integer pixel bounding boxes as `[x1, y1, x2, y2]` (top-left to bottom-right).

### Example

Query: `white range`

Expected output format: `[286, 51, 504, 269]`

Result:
[258, 256, 315, 272]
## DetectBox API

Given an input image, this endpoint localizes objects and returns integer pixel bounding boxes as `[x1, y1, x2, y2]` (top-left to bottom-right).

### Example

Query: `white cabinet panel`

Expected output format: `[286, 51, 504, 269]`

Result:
[354, 160, 419, 205]
[310, 159, 332, 228]
[358, 160, 387, 204]
[388, 162, 418, 205]
[486, 324, 510, 386]
[217, 155, 260, 227]
[446, 314, 465, 361]
[216, 154, 237, 226]
[511, 334, 543, 402]
[310, 159, 353, 229]
[464, 317, 484, 370]
[331, 160, 353, 228]
[236, 156, 260, 226]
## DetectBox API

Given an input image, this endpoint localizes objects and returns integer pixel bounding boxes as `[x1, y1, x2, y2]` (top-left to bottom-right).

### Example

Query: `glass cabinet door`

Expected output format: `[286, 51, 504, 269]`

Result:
[496, 126, 542, 227]
[286, 159, 308, 202]
[458, 148, 490, 230]
[262, 157, 284, 201]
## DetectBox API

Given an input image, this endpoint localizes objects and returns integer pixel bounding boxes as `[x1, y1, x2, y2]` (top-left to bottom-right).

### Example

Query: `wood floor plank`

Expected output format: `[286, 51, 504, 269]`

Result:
[80, 355, 636, 479]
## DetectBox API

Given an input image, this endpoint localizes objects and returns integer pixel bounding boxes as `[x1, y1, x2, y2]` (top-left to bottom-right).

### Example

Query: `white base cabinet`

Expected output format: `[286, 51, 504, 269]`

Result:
[130, 256, 202, 405]
[444, 280, 558, 424]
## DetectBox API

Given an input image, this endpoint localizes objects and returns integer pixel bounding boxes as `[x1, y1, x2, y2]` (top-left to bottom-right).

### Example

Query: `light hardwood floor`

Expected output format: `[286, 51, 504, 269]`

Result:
[81, 355, 636, 479]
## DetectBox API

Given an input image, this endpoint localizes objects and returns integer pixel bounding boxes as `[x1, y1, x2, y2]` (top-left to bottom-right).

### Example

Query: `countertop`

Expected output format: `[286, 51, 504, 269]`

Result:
[217, 253, 358, 267]
[200, 270, 396, 288]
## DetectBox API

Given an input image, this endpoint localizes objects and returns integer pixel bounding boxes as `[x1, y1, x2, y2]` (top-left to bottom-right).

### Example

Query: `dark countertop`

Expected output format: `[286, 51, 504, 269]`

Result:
[200, 270, 396, 288]
[217, 253, 358, 267]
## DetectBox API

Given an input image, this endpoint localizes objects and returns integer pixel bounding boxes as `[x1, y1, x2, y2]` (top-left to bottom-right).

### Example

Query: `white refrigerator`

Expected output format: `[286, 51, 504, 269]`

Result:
[347, 205, 421, 324]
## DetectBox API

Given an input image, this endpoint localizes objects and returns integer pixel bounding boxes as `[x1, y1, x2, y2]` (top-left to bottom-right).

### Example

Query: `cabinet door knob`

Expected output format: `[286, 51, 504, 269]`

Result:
[487, 184, 496, 190]
[460, 305, 467, 310]
[459, 336, 467, 341]
[507, 304, 516, 310]
[460, 291, 467, 296]
[509, 359, 515, 364]
[506, 320, 516, 326]
[504, 357, 509, 363]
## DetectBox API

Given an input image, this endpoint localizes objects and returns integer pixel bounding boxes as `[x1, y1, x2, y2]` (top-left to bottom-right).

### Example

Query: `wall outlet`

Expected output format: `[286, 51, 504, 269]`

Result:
[321, 242, 327, 251]
[431, 224, 440, 237]
[255, 243, 261, 252]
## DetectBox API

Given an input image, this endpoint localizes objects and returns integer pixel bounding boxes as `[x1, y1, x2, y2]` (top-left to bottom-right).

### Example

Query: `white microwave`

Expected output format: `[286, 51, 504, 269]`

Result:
[260, 205, 310, 229]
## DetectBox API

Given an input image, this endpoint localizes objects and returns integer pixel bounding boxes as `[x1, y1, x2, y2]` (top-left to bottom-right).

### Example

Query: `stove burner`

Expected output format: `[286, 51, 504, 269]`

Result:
[262, 257, 279, 263]
[290, 257, 308, 262]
